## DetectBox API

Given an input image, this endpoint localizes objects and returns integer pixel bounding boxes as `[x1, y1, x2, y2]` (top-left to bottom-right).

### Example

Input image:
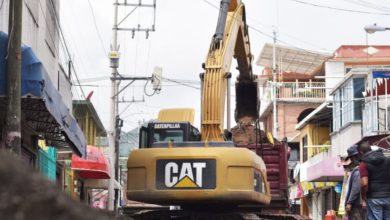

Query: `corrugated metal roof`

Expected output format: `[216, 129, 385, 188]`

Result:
[256, 43, 331, 75]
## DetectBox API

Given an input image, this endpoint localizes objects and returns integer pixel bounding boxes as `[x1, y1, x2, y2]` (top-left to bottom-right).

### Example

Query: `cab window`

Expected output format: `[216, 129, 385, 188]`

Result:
[153, 129, 184, 143]
[139, 127, 148, 148]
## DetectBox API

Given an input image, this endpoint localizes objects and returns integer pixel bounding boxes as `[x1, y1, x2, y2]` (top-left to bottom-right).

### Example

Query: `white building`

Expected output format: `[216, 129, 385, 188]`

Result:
[0, 1, 85, 166]
[0, 0, 72, 108]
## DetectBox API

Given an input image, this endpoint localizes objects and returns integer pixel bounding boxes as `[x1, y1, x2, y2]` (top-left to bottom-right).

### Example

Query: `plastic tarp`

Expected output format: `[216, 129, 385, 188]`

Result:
[71, 145, 110, 179]
[0, 31, 86, 157]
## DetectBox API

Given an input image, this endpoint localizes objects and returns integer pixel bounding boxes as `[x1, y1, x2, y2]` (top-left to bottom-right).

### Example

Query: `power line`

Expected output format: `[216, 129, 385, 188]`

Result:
[162, 77, 200, 90]
[343, 0, 390, 13]
[87, 0, 107, 55]
[0, 0, 5, 11]
[289, 0, 390, 16]
[47, 0, 87, 99]
[202, 0, 331, 57]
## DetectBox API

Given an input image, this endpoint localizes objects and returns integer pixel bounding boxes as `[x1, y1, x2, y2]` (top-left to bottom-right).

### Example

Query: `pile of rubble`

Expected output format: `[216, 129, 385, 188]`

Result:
[231, 117, 270, 145]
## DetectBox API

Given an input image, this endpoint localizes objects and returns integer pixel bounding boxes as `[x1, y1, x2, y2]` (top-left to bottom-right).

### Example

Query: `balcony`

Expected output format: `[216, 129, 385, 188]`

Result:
[260, 81, 326, 115]
[362, 97, 390, 137]
[300, 151, 343, 182]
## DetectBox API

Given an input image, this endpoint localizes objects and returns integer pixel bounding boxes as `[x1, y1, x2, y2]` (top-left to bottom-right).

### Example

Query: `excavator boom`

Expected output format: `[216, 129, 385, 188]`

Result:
[201, 0, 258, 141]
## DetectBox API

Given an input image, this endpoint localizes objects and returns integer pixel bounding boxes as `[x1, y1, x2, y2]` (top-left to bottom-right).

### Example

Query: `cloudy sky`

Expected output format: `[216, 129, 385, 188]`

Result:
[60, 0, 390, 132]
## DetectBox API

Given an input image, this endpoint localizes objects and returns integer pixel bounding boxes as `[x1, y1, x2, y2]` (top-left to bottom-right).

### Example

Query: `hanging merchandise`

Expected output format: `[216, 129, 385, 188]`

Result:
[334, 182, 343, 194]
[337, 172, 349, 216]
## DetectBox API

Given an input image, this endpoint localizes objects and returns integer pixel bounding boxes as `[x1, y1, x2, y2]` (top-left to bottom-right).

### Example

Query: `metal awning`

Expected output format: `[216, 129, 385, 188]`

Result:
[71, 145, 110, 179]
[295, 102, 331, 130]
[256, 43, 331, 75]
[0, 32, 86, 157]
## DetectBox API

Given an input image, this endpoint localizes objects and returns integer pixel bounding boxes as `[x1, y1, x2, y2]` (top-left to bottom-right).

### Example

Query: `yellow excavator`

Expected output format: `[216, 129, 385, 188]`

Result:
[126, 0, 274, 213]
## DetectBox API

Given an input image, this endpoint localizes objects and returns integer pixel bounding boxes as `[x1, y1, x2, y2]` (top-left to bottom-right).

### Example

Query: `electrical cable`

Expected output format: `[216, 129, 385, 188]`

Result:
[45, 0, 87, 99]
[343, 0, 390, 13]
[162, 77, 200, 90]
[289, 0, 390, 16]
[143, 79, 157, 96]
[202, 0, 331, 57]
[0, 0, 5, 12]
[6, 0, 15, 60]
[87, 0, 107, 55]
[119, 102, 132, 116]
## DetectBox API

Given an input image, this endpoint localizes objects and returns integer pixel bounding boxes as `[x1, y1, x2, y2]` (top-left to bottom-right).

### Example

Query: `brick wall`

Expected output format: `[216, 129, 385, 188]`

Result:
[262, 102, 322, 141]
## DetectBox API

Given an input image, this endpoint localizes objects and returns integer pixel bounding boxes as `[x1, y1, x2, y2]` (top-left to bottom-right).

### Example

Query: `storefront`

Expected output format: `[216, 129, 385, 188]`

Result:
[0, 32, 86, 163]
[71, 145, 120, 209]
[299, 154, 344, 219]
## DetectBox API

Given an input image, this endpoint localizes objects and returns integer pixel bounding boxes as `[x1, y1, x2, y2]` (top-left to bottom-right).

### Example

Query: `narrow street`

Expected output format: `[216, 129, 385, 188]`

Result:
[1, 0, 390, 220]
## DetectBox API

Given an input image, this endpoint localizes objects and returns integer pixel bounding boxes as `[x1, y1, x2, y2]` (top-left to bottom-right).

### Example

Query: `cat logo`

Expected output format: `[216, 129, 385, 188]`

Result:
[156, 159, 216, 190]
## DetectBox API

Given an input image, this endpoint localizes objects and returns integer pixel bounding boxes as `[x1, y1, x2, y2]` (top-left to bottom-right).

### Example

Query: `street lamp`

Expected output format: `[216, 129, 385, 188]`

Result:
[364, 24, 390, 34]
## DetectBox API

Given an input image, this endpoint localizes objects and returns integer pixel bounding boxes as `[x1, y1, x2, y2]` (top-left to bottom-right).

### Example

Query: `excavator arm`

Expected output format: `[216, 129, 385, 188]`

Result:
[126, 0, 272, 207]
[201, 0, 258, 141]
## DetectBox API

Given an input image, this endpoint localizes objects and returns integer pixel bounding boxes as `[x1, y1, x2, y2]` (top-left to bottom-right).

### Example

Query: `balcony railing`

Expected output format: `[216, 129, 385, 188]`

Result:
[259, 81, 326, 116]
[261, 82, 326, 102]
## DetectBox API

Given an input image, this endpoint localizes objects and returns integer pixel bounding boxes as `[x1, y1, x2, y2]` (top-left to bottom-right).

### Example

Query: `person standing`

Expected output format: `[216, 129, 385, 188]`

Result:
[358, 141, 390, 220]
[344, 145, 365, 220]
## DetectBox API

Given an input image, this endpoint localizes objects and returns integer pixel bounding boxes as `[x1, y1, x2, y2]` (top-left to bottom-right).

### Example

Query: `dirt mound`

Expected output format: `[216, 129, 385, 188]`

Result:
[231, 117, 269, 145]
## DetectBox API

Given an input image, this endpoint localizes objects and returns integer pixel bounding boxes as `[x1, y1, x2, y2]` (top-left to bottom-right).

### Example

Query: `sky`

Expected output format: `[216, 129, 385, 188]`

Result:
[60, 0, 390, 132]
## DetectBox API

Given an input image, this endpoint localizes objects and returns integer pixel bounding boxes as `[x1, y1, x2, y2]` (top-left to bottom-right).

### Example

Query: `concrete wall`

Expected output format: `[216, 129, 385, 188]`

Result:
[263, 102, 322, 141]
[0, 0, 73, 110]
[325, 61, 345, 101]
[330, 122, 361, 157]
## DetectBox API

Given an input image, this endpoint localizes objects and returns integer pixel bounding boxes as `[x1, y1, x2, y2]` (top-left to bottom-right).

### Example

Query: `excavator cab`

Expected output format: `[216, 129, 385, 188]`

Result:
[139, 122, 201, 148]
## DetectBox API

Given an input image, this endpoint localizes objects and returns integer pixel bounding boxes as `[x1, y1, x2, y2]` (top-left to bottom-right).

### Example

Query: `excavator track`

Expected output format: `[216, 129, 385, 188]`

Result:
[122, 207, 307, 220]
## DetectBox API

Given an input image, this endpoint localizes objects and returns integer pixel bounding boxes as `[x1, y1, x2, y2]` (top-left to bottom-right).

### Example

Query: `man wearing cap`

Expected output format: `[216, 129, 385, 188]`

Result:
[358, 141, 390, 220]
[344, 145, 364, 220]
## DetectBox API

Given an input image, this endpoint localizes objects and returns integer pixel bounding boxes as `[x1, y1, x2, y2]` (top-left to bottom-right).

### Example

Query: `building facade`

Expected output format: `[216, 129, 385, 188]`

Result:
[0, 0, 86, 188]
[295, 45, 390, 219]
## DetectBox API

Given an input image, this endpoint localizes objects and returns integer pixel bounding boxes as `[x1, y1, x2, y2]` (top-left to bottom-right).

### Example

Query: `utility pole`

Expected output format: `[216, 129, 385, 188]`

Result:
[5, 0, 23, 155]
[108, 0, 157, 211]
[108, 0, 120, 211]
[272, 29, 278, 139]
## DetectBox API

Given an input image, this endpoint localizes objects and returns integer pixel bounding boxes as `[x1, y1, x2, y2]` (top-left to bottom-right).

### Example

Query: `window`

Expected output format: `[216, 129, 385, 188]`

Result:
[332, 77, 365, 131]
[289, 147, 299, 161]
[333, 90, 341, 131]
[341, 82, 352, 126]
[353, 78, 365, 120]
[189, 125, 201, 141]
[139, 127, 148, 148]
[153, 130, 184, 143]
[302, 135, 308, 162]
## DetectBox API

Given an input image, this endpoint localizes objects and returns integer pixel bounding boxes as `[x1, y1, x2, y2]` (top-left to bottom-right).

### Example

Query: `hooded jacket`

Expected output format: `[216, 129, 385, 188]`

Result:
[345, 166, 361, 207]
[361, 150, 390, 198]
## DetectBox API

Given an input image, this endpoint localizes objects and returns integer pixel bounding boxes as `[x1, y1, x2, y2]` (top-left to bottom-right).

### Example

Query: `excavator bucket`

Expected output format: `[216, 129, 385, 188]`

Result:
[235, 79, 259, 122]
